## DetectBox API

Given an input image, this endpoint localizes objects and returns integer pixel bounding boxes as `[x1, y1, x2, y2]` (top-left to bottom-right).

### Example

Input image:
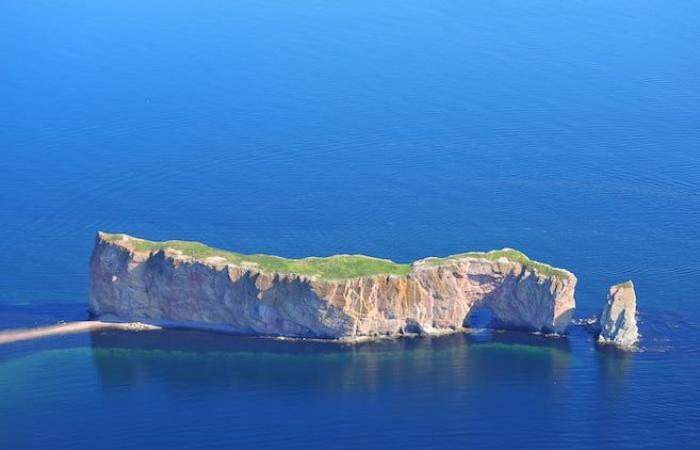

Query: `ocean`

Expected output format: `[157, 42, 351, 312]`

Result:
[1, 1, 699, 448]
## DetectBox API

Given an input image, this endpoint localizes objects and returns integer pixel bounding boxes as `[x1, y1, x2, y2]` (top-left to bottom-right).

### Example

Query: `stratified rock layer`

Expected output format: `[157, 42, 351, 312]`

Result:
[598, 281, 639, 349]
[89, 233, 577, 340]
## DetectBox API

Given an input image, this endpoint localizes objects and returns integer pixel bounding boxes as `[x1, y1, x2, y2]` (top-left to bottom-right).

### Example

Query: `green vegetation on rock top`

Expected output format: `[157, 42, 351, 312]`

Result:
[101, 233, 569, 280]
[420, 249, 569, 279]
[101, 233, 412, 279]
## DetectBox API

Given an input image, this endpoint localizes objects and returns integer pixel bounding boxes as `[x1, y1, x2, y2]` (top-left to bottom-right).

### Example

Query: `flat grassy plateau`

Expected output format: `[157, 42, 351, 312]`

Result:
[101, 233, 568, 280]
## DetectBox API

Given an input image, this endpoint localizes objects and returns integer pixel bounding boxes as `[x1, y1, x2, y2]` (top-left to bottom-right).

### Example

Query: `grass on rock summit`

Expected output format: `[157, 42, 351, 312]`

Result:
[101, 233, 568, 280]
[102, 233, 412, 279]
[421, 250, 569, 278]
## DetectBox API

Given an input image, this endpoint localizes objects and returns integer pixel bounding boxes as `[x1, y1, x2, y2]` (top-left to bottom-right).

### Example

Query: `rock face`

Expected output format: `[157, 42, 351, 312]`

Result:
[89, 233, 577, 340]
[598, 281, 639, 349]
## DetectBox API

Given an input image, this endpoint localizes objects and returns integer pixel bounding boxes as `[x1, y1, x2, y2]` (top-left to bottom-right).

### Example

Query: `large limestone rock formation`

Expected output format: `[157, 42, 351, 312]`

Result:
[89, 233, 577, 340]
[597, 281, 639, 349]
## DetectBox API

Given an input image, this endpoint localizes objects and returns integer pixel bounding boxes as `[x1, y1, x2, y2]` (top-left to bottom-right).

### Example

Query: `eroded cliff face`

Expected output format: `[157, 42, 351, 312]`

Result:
[598, 281, 639, 349]
[89, 234, 577, 340]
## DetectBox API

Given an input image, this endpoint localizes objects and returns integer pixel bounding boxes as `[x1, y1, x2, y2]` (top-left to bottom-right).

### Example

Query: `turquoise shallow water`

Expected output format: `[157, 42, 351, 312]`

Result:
[0, 318, 698, 449]
[1, 0, 700, 448]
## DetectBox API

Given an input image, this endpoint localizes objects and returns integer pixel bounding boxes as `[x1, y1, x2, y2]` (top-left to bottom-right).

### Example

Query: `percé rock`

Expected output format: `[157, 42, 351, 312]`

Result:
[89, 233, 577, 340]
[597, 281, 639, 349]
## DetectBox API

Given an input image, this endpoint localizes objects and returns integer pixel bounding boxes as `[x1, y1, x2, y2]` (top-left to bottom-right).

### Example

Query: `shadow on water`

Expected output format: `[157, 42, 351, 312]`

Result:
[595, 344, 635, 386]
[87, 327, 573, 392]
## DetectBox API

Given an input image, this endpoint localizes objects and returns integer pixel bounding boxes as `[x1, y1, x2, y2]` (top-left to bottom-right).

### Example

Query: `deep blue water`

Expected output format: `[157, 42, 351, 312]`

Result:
[1, 0, 699, 448]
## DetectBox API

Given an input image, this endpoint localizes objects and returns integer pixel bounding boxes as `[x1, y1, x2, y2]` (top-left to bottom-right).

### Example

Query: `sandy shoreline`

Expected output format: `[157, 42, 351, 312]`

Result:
[0, 318, 560, 347]
[0, 321, 161, 346]
[0, 317, 467, 346]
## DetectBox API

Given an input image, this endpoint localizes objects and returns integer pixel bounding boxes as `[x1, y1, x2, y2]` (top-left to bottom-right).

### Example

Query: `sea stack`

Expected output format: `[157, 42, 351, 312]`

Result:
[89, 233, 577, 340]
[598, 281, 639, 349]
